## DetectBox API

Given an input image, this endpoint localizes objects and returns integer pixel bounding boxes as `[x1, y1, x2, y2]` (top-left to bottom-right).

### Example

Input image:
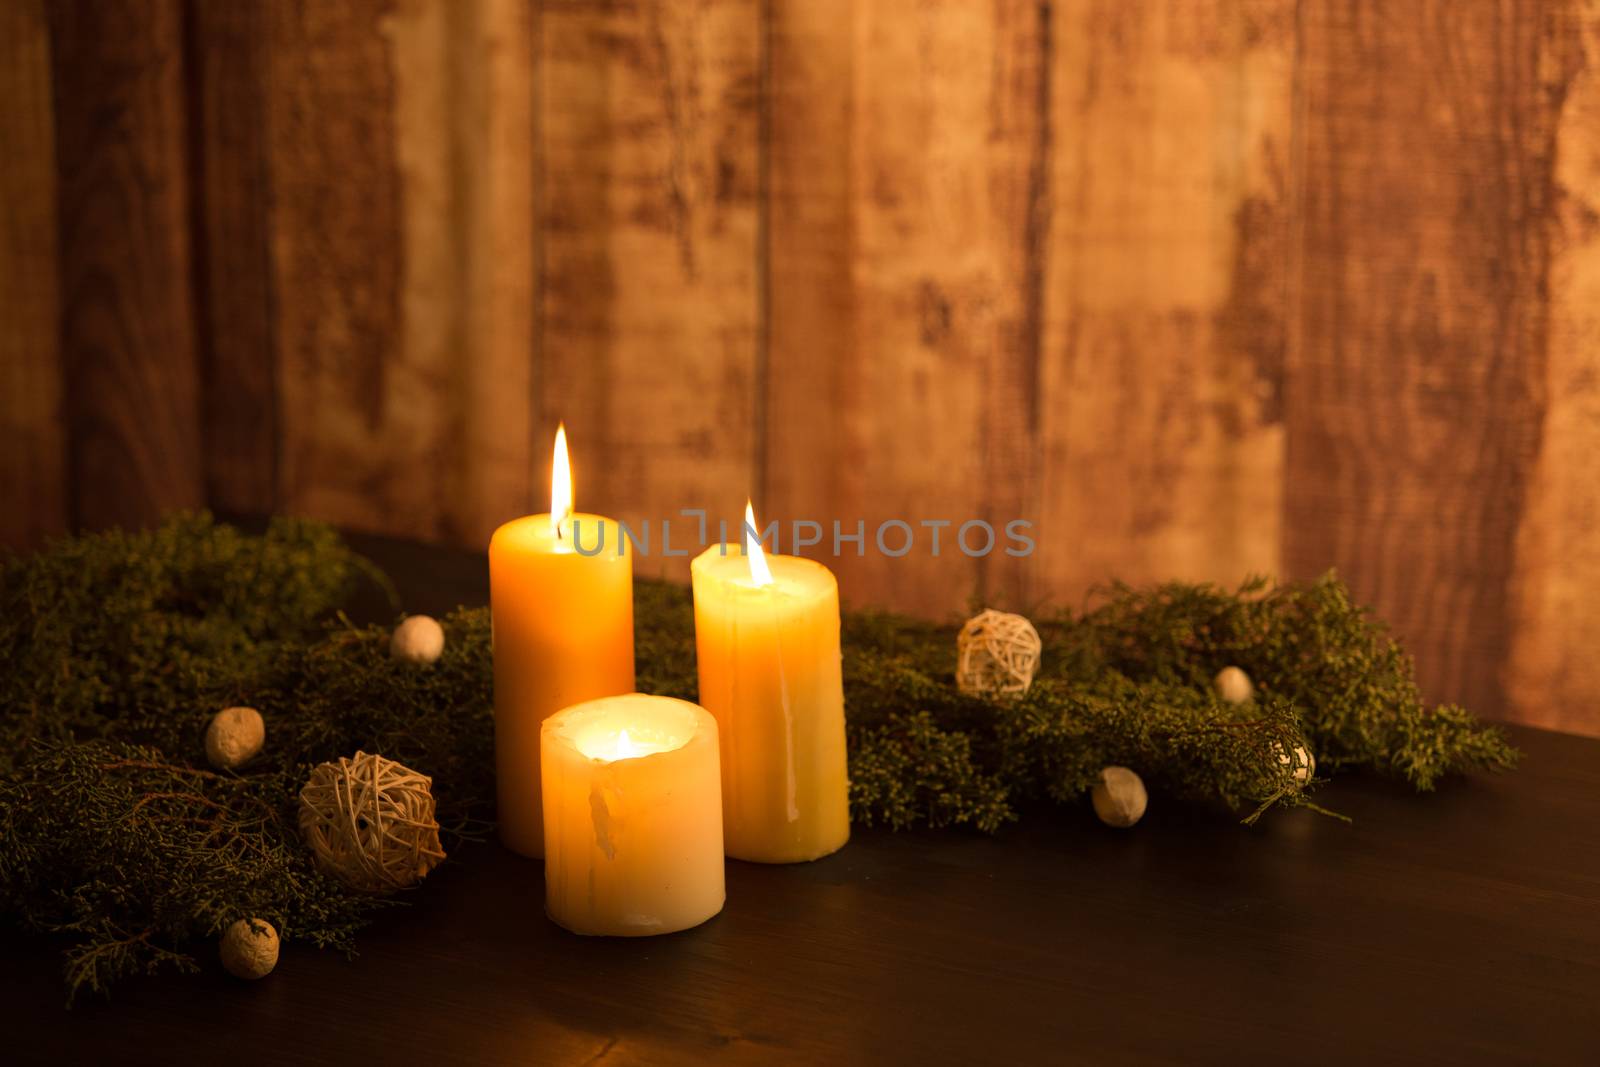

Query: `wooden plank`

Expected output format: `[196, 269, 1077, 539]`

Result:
[47, 0, 203, 532]
[0, 0, 64, 550]
[982, 1, 1055, 612]
[539, 0, 762, 581]
[1035, 1, 1293, 613]
[762, 0, 853, 584]
[190, 0, 278, 516]
[1287, 1, 1570, 716]
[387, 0, 538, 545]
[1507, 5, 1600, 736]
[266, 0, 537, 547]
[264, 0, 404, 535]
[765, 0, 1049, 617]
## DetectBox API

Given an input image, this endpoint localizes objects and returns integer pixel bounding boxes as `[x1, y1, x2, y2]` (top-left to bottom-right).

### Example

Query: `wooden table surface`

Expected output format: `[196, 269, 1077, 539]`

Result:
[5, 534, 1598, 1065]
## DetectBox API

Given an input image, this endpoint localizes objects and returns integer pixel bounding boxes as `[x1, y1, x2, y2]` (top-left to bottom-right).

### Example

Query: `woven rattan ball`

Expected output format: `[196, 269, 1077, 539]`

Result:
[298, 751, 445, 894]
[956, 609, 1042, 698]
[1274, 741, 1316, 785]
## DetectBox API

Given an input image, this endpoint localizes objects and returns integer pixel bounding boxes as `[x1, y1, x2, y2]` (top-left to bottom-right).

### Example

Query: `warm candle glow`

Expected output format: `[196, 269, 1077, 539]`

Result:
[574, 724, 687, 763]
[744, 500, 773, 587]
[550, 423, 574, 539]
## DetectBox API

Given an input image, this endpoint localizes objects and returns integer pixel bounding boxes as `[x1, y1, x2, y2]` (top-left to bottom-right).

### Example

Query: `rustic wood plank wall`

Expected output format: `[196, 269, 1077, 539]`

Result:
[5, 0, 1599, 735]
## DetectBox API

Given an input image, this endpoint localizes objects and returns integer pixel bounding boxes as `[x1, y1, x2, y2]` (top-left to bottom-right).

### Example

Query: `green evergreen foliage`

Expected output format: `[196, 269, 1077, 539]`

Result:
[0, 516, 1516, 1001]
[1053, 576, 1519, 789]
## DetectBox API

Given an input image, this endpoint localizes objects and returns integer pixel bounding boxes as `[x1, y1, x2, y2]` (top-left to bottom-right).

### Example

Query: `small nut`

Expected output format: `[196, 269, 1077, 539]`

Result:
[205, 706, 265, 770]
[220, 918, 279, 980]
[391, 615, 445, 665]
[1214, 666, 1255, 705]
[1091, 766, 1148, 828]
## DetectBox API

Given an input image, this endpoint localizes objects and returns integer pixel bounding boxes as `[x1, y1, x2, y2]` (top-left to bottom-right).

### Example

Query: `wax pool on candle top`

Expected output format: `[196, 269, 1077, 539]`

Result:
[691, 537, 849, 864]
[542, 694, 725, 936]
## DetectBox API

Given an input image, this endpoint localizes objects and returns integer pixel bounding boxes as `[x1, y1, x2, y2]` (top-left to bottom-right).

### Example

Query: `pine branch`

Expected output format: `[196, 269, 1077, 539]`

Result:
[0, 516, 1517, 1002]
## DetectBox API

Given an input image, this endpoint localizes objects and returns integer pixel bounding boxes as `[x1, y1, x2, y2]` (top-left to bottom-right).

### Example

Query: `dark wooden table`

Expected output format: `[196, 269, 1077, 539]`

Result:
[6, 534, 1599, 1065]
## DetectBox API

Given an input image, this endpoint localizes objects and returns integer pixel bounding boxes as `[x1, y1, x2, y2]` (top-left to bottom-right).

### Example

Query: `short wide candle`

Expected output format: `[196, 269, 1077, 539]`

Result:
[691, 542, 849, 863]
[541, 694, 725, 936]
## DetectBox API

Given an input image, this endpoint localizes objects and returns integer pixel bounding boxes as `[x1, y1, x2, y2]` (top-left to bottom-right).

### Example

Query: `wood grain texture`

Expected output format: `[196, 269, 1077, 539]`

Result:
[264, 0, 403, 534]
[13, 1, 1600, 734]
[189, 0, 278, 516]
[539, 0, 762, 580]
[762, 0, 853, 580]
[1508, 5, 1600, 734]
[266, 0, 536, 547]
[1287, 0, 1576, 716]
[47, 0, 203, 532]
[387, 0, 538, 545]
[766, 0, 1050, 617]
[1036, 0, 1292, 611]
[0, 0, 64, 550]
[6, 538, 1599, 1064]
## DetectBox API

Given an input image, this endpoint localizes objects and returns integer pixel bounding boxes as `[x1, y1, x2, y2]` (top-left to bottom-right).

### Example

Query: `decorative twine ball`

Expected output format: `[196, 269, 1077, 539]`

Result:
[298, 751, 445, 894]
[956, 609, 1042, 698]
[390, 614, 445, 665]
[1274, 742, 1316, 785]
[1091, 766, 1148, 828]
[1214, 665, 1255, 705]
[205, 706, 265, 770]
[219, 918, 279, 980]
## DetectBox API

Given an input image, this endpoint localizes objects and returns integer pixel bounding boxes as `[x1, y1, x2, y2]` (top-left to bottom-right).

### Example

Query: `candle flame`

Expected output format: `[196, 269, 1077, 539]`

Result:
[744, 499, 774, 587]
[550, 423, 573, 538]
[576, 726, 667, 762]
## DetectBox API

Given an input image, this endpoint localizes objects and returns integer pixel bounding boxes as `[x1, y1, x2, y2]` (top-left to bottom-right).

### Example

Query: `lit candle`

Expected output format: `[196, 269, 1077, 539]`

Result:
[489, 425, 635, 857]
[541, 694, 725, 935]
[690, 503, 849, 863]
